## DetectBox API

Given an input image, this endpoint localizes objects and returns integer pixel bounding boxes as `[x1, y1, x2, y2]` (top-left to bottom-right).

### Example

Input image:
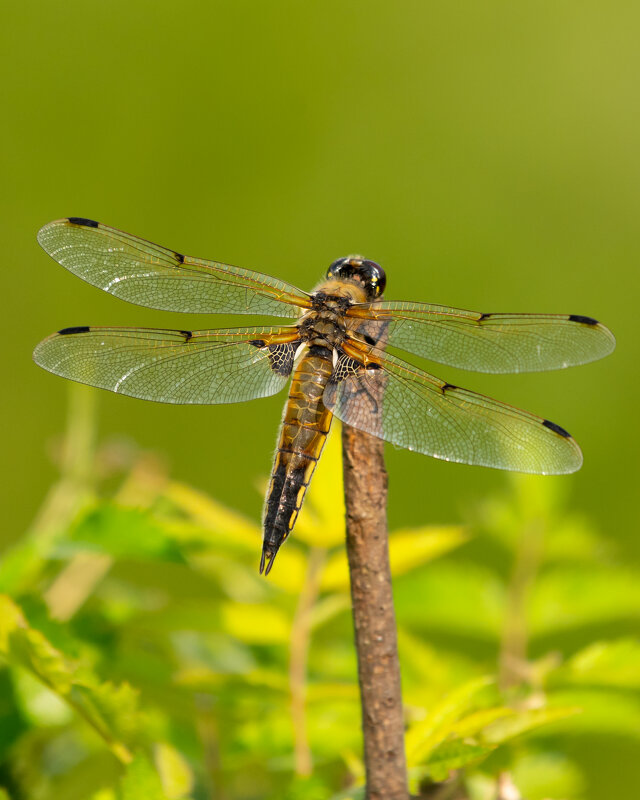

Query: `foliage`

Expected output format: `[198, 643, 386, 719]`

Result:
[0, 388, 638, 799]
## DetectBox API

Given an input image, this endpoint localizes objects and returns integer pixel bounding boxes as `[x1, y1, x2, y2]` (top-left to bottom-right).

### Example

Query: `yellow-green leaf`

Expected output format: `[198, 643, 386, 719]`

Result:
[222, 602, 291, 644]
[0, 594, 137, 763]
[154, 742, 194, 799]
[294, 427, 346, 549]
[450, 706, 515, 738]
[120, 755, 168, 800]
[483, 705, 581, 744]
[554, 638, 640, 690]
[389, 526, 468, 577]
[405, 676, 495, 765]
[320, 525, 467, 591]
[417, 738, 496, 782]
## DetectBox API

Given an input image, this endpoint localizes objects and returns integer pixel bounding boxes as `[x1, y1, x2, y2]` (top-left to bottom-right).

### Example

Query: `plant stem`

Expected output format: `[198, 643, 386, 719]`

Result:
[498, 518, 544, 691]
[342, 424, 408, 800]
[0, 384, 97, 595]
[289, 547, 326, 776]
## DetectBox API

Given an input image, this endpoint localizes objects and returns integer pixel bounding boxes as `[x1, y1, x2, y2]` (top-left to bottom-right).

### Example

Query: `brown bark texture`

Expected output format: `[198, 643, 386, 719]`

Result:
[342, 424, 409, 800]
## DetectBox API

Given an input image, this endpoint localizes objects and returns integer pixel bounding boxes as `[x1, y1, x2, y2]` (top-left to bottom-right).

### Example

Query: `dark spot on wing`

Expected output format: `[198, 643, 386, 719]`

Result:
[266, 342, 297, 376]
[367, 362, 381, 370]
[331, 353, 364, 382]
[308, 344, 332, 358]
[249, 339, 266, 347]
[179, 330, 193, 341]
[59, 326, 91, 335]
[478, 313, 491, 321]
[441, 382, 457, 393]
[569, 314, 599, 326]
[542, 419, 571, 438]
[363, 333, 376, 345]
[175, 252, 185, 263]
[67, 217, 99, 228]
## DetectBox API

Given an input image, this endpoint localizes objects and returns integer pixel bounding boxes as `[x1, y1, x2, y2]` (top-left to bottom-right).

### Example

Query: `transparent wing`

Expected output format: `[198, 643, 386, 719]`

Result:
[33, 326, 301, 404]
[346, 301, 615, 373]
[37, 218, 311, 317]
[324, 345, 583, 474]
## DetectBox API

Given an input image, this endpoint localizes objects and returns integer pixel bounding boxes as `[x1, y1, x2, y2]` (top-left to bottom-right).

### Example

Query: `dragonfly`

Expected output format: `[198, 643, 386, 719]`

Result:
[33, 218, 615, 574]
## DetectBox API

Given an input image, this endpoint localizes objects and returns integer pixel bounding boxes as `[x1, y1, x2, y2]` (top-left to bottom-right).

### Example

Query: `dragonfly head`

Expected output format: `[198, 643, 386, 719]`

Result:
[326, 255, 386, 300]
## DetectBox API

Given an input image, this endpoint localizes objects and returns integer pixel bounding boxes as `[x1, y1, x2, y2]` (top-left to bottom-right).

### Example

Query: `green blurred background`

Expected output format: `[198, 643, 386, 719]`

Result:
[3, 0, 637, 552]
[1, 1, 639, 798]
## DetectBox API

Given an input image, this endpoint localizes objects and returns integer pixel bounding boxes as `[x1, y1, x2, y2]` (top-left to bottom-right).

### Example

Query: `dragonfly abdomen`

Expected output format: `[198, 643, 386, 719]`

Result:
[261, 346, 334, 574]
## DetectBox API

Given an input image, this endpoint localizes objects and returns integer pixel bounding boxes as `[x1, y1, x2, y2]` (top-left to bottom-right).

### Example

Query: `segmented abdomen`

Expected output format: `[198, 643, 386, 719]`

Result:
[261, 346, 334, 574]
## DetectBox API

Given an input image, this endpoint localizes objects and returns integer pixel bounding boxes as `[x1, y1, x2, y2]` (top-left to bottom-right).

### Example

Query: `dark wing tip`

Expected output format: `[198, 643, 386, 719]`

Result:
[542, 418, 572, 439]
[568, 315, 616, 359]
[67, 217, 100, 228]
[568, 314, 599, 326]
[58, 325, 91, 335]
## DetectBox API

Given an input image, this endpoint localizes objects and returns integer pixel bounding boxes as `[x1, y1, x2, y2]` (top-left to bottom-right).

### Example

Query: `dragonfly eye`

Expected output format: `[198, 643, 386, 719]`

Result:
[327, 256, 386, 299]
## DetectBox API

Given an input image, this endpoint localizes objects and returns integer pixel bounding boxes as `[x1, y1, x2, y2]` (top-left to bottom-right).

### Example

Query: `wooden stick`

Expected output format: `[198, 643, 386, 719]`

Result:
[342, 424, 409, 800]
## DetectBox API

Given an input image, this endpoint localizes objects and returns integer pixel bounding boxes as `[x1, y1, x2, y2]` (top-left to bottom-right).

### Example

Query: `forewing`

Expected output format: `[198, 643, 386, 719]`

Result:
[33, 326, 300, 404]
[37, 218, 311, 317]
[324, 345, 583, 474]
[346, 301, 615, 373]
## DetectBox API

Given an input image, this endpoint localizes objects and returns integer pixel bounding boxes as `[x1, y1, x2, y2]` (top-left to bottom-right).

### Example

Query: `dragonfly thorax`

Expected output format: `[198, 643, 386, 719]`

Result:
[297, 303, 348, 350]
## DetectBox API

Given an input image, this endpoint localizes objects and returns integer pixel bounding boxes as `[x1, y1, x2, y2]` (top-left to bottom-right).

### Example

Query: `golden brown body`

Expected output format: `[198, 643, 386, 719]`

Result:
[260, 279, 369, 574]
[261, 346, 334, 574]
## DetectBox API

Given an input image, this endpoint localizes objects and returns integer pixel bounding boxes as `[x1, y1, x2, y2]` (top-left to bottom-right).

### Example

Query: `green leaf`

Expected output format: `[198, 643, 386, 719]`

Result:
[320, 525, 467, 591]
[551, 638, 640, 690]
[163, 481, 260, 547]
[510, 751, 586, 800]
[327, 787, 365, 800]
[405, 676, 496, 765]
[154, 742, 194, 799]
[417, 739, 496, 782]
[530, 565, 640, 636]
[450, 706, 515, 738]
[71, 679, 140, 745]
[172, 630, 255, 674]
[307, 682, 359, 703]
[394, 562, 505, 638]
[292, 427, 345, 549]
[281, 774, 335, 800]
[11, 668, 72, 726]
[0, 595, 137, 763]
[542, 689, 640, 738]
[483, 705, 581, 744]
[119, 754, 168, 800]
[397, 627, 477, 706]
[221, 602, 291, 644]
[389, 525, 468, 577]
[65, 504, 185, 562]
[309, 593, 351, 629]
